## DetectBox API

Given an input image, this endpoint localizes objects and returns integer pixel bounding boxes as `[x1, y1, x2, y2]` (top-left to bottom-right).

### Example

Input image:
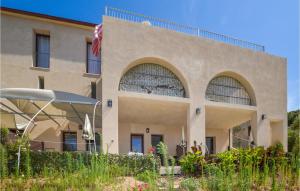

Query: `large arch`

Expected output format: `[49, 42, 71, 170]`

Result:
[119, 57, 189, 98]
[205, 71, 256, 106]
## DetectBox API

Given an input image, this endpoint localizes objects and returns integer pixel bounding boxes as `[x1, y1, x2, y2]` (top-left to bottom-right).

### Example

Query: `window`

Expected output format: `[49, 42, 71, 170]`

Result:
[91, 82, 96, 99]
[131, 134, 144, 153]
[119, 63, 186, 97]
[63, 132, 77, 151]
[35, 34, 50, 68]
[86, 42, 101, 74]
[86, 133, 101, 152]
[206, 137, 215, 154]
[205, 76, 252, 105]
[38, 76, 44, 89]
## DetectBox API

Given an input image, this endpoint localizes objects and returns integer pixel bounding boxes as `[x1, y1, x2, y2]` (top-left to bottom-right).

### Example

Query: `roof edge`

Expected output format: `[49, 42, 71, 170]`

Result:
[0, 7, 97, 28]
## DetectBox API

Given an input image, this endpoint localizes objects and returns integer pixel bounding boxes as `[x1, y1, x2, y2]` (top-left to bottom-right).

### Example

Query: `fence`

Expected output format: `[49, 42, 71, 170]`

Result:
[105, 7, 265, 52]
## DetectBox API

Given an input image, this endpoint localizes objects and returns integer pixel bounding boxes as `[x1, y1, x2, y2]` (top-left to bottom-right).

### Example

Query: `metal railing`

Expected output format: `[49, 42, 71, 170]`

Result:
[105, 7, 265, 52]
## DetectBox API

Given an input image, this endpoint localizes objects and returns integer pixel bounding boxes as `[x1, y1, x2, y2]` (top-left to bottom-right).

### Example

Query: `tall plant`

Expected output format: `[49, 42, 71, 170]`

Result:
[157, 142, 175, 190]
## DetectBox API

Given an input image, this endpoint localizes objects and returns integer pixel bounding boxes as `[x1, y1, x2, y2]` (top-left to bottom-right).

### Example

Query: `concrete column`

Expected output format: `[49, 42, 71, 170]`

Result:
[251, 112, 271, 149]
[187, 104, 205, 154]
[270, 119, 287, 151]
[102, 96, 119, 153]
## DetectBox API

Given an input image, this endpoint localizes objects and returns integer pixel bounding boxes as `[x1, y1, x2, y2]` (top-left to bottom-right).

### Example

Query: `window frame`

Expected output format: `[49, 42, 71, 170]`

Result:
[35, 34, 50, 68]
[86, 42, 101, 74]
[62, 131, 77, 152]
[130, 134, 144, 153]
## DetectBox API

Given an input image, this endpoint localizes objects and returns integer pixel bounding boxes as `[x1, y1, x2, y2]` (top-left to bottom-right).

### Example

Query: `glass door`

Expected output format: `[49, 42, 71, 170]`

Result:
[131, 134, 144, 153]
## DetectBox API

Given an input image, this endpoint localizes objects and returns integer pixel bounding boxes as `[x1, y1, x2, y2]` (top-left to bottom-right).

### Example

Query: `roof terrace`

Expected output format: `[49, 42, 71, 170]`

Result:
[105, 7, 265, 52]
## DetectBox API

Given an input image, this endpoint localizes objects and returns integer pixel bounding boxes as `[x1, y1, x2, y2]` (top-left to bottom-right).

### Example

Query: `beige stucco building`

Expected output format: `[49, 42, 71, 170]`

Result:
[0, 7, 287, 155]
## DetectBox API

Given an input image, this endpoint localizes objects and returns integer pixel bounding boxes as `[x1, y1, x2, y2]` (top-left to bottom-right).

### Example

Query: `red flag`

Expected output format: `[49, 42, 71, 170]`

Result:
[92, 24, 103, 56]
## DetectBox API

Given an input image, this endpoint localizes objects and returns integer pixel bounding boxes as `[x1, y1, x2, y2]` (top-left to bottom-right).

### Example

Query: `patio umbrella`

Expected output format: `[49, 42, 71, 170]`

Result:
[82, 114, 94, 141]
[82, 114, 94, 153]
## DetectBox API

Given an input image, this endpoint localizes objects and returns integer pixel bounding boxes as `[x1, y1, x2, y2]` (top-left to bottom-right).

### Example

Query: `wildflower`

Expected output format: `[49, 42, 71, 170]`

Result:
[148, 147, 155, 154]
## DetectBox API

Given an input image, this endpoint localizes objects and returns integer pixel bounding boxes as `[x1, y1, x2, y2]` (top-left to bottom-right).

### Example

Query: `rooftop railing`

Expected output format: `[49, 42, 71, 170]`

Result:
[105, 7, 265, 52]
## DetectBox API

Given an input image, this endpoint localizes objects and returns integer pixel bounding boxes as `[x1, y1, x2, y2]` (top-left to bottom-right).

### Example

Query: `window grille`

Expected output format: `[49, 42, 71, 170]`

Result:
[119, 63, 186, 97]
[206, 76, 252, 105]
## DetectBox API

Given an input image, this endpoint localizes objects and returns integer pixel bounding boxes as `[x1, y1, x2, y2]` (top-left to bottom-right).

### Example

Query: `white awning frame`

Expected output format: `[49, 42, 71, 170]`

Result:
[0, 88, 102, 170]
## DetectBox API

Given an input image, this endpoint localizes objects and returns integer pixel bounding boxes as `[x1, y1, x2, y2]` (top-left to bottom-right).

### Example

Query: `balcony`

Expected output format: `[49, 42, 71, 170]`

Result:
[105, 7, 265, 52]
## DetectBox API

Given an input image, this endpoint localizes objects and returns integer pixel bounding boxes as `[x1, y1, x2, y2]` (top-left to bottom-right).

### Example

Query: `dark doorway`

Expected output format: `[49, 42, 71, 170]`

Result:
[151, 134, 163, 154]
[206, 137, 215, 155]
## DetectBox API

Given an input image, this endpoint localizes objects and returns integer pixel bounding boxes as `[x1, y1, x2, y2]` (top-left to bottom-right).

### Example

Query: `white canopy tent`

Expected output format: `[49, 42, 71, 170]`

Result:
[0, 88, 102, 170]
[0, 88, 101, 125]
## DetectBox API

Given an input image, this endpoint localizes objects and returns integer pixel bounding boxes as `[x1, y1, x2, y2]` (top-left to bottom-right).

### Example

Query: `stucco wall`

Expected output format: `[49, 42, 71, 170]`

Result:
[29, 120, 87, 152]
[119, 122, 183, 156]
[101, 16, 287, 153]
[0, 13, 102, 151]
[1, 13, 101, 98]
[206, 128, 229, 153]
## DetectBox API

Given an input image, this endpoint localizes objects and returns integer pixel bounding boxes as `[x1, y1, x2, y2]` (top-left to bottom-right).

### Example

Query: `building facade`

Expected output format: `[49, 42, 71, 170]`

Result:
[0, 7, 287, 155]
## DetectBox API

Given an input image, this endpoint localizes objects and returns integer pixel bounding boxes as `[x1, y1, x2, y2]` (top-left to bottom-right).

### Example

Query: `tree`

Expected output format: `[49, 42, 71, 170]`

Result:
[287, 110, 299, 153]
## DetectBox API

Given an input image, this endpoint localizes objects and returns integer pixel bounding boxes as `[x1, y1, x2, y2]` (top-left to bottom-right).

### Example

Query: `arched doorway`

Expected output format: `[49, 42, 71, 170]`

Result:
[118, 63, 188, 156]
[205, 74, 257, 154]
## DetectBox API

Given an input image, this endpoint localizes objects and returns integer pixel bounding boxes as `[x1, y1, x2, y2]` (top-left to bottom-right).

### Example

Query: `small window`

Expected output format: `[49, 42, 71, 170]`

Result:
[86, 42, 101, 74]
[91, 82, 96, 99]
[63, 132, 77, 151]
[38, 76, 44, 89]
[131, 134, 144, 153]
[35, 34, 50, 68]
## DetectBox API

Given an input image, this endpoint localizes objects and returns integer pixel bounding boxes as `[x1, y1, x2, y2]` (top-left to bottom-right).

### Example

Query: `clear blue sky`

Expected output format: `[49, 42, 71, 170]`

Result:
[2, 0, 299, 111]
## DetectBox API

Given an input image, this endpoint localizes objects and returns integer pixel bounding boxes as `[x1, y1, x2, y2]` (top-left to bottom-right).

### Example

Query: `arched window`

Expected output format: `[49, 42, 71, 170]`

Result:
[119, 63, 186, 97]
[206, 76, 252, 105]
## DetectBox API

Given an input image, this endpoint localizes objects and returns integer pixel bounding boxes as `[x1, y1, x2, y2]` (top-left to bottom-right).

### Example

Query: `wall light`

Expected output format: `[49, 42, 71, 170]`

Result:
[146, 128, 150, 133]
[261, 114, 267, 120]
[107, 99, 112, 107]
[196, 107, 201, 115]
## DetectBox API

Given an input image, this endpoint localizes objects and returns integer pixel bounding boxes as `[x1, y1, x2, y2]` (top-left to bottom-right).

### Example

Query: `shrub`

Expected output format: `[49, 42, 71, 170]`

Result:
[0, 144, 8, 178]
[180, 177, 200, 191]
[136, 170, 158, 183]
[3, 145, 161, 177]
[180, 148, 205, 176]
[0, 128, 9, 145]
